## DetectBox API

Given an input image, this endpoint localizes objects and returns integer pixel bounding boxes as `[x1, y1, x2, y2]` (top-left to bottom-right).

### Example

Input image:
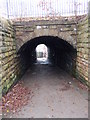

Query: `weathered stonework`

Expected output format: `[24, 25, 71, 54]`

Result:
[0, 18, 24, 94]
[88, 2, 90, 88]
[13, 19, 77, 51]
[0, 19, 2, 99]
[76, 15, 90, 86]
[0, 14, 89, 94]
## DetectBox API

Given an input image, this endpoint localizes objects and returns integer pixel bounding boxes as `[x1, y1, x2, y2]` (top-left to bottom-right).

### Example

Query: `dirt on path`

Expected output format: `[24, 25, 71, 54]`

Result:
[2, 64, 88, 118]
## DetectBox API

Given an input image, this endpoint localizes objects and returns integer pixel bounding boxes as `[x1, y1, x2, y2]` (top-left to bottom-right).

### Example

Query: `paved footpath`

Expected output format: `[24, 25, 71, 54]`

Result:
[4, 63, 88, 118]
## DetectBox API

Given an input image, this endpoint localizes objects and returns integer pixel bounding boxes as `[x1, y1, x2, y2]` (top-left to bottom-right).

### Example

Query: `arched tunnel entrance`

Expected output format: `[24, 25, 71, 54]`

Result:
[18, 36, 76, 75]
[3, 36, 88, 118]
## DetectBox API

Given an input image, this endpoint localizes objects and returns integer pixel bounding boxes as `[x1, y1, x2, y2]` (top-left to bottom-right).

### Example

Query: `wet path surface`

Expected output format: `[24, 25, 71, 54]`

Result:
[4, 63, 88, 118]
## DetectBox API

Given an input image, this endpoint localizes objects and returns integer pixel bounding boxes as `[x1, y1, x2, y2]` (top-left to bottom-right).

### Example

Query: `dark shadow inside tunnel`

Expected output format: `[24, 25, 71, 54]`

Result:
[17, 36, 77, 76]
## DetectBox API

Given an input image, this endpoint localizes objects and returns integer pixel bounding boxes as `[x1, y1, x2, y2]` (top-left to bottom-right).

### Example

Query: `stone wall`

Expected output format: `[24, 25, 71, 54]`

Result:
[88, 2, 90, 88]
[76, 16, 90, 86]
[0, 15, 89, 95]
[0, 18, 77, 94]
[13, 19, 77, 51]
[0, 18, 24, 94]
[0, 19, 2, 98]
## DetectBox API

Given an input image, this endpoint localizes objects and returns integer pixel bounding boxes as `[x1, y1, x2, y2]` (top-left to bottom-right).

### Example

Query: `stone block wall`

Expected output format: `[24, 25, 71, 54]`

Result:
[0, 18, 24, 94]
[0, 19, 2, 98]
[88, 2, 90, 88]
[13, 19, 77, 50]
[0, 15, 89, 95]
[76, 16, 90, 86]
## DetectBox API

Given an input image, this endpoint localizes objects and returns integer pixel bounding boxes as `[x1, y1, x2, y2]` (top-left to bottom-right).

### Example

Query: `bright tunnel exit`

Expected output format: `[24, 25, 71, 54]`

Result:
[35, 44, 49, 64]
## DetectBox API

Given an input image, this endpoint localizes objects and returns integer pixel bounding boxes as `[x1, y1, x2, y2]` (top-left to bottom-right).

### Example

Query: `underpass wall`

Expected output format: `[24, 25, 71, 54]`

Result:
[0, 15, 90, 94]
[13, 19, 77, 50]
[77, 15, 90, 86]
[13, 19, 77, 78]
[0, 19, 2, 98]
[0, 18, 23, 94]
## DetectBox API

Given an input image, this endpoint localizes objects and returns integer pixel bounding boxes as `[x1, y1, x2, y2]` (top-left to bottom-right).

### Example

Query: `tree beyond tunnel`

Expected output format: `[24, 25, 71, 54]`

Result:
[18, 36, 77, 75]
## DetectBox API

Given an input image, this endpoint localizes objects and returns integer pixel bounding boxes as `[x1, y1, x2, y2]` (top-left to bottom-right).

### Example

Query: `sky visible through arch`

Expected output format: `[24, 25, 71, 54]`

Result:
[0, 0, 89, 18]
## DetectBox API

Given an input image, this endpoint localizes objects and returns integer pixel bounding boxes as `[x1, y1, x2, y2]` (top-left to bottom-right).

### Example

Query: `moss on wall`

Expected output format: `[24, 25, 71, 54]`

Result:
[0, 15, 89, 95]
[0, 18, 24, 94]
[77, 15, 90, 86]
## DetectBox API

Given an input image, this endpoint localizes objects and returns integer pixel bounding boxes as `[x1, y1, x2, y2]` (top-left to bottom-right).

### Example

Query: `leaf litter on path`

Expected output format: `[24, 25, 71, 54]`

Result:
[2, 81, 31, 115]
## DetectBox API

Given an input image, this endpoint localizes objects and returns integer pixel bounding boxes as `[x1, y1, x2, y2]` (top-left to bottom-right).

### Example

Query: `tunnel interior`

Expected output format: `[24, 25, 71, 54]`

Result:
[18, 36, 77, 75]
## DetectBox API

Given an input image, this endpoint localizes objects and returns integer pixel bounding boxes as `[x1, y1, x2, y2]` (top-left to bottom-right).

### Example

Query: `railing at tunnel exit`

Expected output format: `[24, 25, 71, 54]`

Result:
[0, 0, 89, 19]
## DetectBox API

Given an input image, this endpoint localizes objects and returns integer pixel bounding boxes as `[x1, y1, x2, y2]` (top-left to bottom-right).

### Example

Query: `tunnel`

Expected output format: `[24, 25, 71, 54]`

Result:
[18, 36, 77, 75]
[2, 36, 89, 118]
